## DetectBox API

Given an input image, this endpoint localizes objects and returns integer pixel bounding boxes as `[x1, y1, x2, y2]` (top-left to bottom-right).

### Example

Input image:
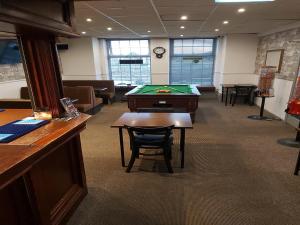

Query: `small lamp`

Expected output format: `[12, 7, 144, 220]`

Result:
[34, 108, 52, 120]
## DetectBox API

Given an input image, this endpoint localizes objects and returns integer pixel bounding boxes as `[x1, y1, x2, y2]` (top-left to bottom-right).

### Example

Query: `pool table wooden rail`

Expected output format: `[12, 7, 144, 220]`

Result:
[125, 85, 200, 122]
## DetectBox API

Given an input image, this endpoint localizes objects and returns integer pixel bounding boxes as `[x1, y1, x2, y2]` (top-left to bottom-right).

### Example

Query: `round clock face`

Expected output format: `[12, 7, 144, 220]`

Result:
[153, 47, 166, 58]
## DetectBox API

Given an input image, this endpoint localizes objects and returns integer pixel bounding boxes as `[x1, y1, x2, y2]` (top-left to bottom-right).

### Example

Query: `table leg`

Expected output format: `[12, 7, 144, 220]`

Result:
[260, 96, 266, 117]
[119, 128, 125, 167]
[180, 128, 185, 168]
[221, 86, 224, 102]
[225, 88, 229, 106]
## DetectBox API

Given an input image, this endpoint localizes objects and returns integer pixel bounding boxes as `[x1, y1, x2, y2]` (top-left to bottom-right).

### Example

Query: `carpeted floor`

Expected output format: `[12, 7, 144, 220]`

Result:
[67, 93, 300, 225]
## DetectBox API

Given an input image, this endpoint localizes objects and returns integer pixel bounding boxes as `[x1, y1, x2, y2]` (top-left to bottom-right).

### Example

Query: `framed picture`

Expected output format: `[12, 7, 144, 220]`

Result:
[265, 49, 284, 73]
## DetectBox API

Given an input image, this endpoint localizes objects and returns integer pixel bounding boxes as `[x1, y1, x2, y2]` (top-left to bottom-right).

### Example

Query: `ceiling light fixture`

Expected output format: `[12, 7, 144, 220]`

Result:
[147, 30, 151, 33]
[180, 15, 188, 20]
[107, 27, 112, 31]
[180, 34, 184, 37]
[223, 20, 229, 24]
[81, 31, 86, 34]
[238, 8, 246, 13]
[215, 0, 274, 2]
[180, 26, 185, 29]
[215, 28, 220, 32]
[86, 18, 92, 22]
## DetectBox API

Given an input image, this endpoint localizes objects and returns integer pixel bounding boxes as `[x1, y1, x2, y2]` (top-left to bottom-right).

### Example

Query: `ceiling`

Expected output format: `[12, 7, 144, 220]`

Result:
[74, 0, 300, 38]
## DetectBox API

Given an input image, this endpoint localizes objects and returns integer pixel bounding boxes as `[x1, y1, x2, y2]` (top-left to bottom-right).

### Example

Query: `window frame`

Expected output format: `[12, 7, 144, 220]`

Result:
[106, 39, 151, 85]
[169, 38, 217, 86]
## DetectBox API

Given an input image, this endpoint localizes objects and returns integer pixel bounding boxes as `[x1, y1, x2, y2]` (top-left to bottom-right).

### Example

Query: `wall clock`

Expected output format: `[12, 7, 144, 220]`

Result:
[153, 47, 166, 58]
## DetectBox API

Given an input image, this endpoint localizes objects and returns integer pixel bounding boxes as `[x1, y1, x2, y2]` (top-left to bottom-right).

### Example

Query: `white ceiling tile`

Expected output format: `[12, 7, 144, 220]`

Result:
[74, 0, 300, 38]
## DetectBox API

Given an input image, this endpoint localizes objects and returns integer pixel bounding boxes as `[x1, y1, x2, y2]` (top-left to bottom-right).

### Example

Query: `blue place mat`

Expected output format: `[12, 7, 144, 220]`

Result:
[0, 119, 50, 143]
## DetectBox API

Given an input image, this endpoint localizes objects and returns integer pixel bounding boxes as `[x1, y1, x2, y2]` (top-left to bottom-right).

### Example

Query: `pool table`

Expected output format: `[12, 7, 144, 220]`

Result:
[125, 85, 200, 122]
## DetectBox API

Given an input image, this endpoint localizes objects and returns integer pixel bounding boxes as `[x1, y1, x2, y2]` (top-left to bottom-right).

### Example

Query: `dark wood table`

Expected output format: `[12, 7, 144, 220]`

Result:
[221, 84, 257, 106]
[111, 112, 193, 168]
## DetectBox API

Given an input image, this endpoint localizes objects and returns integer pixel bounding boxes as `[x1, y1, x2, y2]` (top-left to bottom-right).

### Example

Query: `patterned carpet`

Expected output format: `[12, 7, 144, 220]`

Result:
[67, 93, 300, 225]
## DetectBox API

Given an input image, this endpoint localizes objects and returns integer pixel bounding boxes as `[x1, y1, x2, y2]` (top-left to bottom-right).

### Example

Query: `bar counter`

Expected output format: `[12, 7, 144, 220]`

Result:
[0, 109, 90, 225]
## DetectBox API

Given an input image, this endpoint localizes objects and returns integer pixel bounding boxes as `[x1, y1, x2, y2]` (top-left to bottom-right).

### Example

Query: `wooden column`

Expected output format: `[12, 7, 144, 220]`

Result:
[18, 34, 64, 117]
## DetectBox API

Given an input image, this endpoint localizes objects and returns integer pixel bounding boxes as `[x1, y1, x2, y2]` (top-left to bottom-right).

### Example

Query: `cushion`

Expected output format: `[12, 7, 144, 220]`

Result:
[134, 134, 173, 147]
[74, 103, 93, 112]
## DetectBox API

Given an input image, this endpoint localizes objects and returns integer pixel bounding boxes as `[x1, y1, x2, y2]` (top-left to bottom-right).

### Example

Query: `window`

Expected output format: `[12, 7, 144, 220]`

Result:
[170, 38, 216, 86]
[107, 39, 151, 85]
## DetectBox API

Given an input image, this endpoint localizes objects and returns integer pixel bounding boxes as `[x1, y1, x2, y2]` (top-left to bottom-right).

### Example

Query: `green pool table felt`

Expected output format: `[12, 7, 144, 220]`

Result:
[135, 85, 193, 94]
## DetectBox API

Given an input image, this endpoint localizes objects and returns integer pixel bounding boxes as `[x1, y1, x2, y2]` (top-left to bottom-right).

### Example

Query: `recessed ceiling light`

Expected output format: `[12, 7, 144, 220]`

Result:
[86, 18, 92, 22]
[81, 31, 86, 34]
[215, 28, 220, 32]
[180, 15, 188, 20]
[223, 20, 229, 24]
[147, 30, 151, 33]
[180, 34, 184, 37]
[180, 26, 185, 29]
[238, 8, 246, 13]
[215, 0, 274, 2]
[107, 27, 112, 31]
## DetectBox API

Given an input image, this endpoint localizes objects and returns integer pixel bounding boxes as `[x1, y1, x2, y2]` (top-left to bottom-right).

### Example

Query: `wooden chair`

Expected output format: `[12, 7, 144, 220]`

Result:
[230, 85, 253, 106]
[125, 125, 174, 173]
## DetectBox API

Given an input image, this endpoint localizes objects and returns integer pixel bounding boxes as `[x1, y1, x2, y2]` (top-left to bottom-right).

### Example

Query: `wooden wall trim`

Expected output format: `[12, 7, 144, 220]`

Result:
[18, 34, 65, 117]
[0, 0, 78, 37]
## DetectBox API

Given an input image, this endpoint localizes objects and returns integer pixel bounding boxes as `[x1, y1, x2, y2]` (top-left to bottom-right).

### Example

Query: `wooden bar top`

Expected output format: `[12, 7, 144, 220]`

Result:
[0, 109, 90, 188]
[111, 112, 193, 129]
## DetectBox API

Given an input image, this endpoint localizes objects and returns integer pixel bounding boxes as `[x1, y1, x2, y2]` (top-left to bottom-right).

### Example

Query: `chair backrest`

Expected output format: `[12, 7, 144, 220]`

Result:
[234, 86, 252, 95]
[125, 125, 174, 149]
[63, 86, 95, 104]
[63, 80, 115, 92]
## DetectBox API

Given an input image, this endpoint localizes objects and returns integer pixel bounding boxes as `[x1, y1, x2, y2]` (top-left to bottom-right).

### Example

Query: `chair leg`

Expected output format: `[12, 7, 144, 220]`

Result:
[294, 150, 300, 175]
[163, 147, 173, 173]
[126, 149, 137, 173]
[229, 94, 232, 104]
[232, 94, 237, 106]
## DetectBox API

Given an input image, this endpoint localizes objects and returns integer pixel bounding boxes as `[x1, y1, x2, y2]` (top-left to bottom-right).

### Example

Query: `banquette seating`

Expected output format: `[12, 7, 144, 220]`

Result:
[63, 80, 115, 104]
[19, 86, 103, 114]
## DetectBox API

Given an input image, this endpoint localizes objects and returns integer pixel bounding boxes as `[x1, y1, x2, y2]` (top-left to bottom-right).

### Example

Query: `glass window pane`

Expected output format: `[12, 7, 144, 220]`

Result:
[120, 47, 130, 55]
[107, 39, 150, 85]
[130, 47, 140, 55]
[140, 40, 148, 47]
[182, 47, 192, 55]
[140, 47, 149, 55]
[204, 39, 213, 46]
[183, 39, 193, 46]
[112, 48, 120, 55]
[203, 47, 212, 53]
[130, 40, 140, 47]
[119, 40, 129, 47]
[194, 39, 203, 46]
[193, 47, 203, 54]
[174, 39, 182, 46]
[174, 47, 182, 55]
[170, 38, 216, 86]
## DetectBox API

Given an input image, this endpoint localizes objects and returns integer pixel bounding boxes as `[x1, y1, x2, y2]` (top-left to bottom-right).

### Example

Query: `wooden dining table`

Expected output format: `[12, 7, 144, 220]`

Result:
[111, 112, 193, 168]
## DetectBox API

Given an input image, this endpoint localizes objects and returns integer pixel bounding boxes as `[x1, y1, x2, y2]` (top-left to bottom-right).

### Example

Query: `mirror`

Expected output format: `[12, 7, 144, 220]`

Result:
[265, 49, 284, 73]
